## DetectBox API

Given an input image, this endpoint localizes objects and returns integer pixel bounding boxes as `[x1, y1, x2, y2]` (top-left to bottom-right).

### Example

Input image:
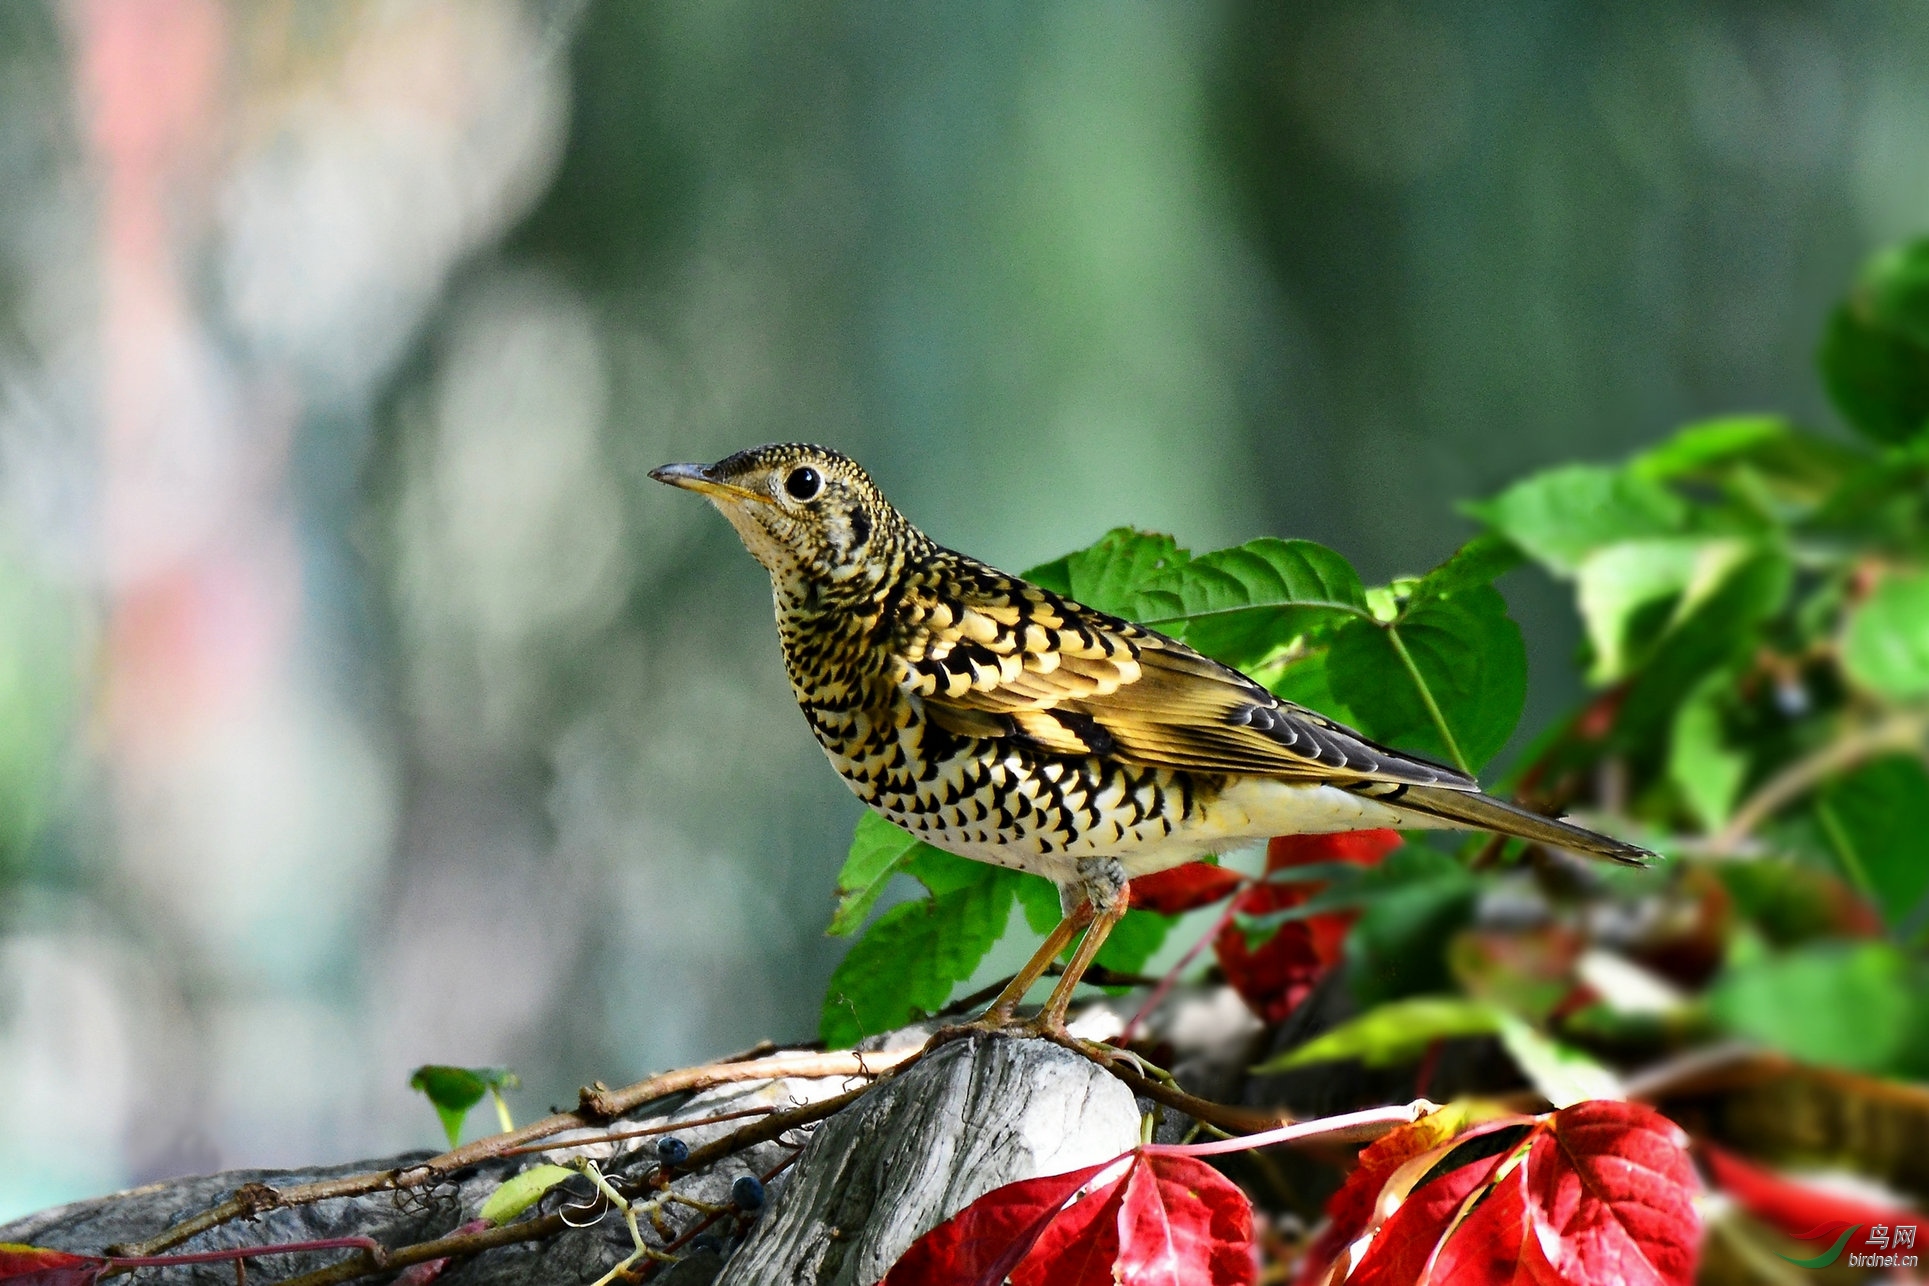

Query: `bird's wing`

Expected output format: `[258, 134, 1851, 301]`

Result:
[890, 555, 1476, 790]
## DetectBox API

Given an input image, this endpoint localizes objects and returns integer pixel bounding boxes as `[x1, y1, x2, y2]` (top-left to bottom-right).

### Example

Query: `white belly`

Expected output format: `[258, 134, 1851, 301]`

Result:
[902, 778, 1443, 886]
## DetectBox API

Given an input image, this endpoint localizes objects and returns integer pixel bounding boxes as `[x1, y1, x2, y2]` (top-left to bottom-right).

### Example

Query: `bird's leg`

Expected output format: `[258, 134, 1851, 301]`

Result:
[963, 902, 1093, 1030]
[1027, 857, 1130, 1036]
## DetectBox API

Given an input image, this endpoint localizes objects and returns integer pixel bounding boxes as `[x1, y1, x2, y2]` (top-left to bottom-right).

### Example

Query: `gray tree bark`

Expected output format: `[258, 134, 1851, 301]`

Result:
[1, 1031, 1143, 1286]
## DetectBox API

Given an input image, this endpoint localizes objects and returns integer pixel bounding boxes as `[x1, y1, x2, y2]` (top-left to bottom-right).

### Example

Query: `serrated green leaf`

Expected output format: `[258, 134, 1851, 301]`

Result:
[1843, 569, 1929, 699]
[1326, 582, 1526, 773]
[828, 814, 926, 936]
[1815, 755, 1929, 931]
[819, 875, 1014, 1047]
[1409, 534, 1524, 601]
[1492, 1012, 1624, 1108]
[1131, 537, 1367, 669]
[1025, 528, 1191, 616]
[409, 1065, 519, 1149]
[1466, 464, 1687, 575]
[481, 1164, 577, 1226]
[1252, 995, 1501, 1072]
[1668, 672, 1746, 831]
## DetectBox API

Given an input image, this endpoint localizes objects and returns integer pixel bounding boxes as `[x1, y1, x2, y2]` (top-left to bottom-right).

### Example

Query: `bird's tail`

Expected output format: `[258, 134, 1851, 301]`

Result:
[1396, 785, 1653, 867]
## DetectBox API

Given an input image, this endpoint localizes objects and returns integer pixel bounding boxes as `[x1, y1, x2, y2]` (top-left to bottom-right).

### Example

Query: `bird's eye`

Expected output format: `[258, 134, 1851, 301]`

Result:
[784, 466, 822, 502]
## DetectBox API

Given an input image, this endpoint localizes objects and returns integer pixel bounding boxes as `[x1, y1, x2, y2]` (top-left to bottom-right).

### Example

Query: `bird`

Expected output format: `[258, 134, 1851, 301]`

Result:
[652, 444, 1650, 1038]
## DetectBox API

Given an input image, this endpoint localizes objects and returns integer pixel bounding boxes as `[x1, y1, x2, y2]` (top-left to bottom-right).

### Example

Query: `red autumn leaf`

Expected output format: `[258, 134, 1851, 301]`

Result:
[1215, 831, 1403, 1022]
[1131, 864, 1246, 915]
[1702, 1144, 1917, 1245]
[881, 1158, 1118, 1286]
[1519, 1101, 1699, 1285]
[1011, 1169, 1130, 1286]
[1298, 1109, 1529, 1284]
[1342, 1132, 1525, 1286]
[0, 1245, 106, 1286]
[1334, 1103, 1700, 1286]
[1214, 918, 1322, 1024]
[1265, 831, 1403, 873]
[1111, 1155, 1254, 1286]
[887, 1150, 1253, 1286]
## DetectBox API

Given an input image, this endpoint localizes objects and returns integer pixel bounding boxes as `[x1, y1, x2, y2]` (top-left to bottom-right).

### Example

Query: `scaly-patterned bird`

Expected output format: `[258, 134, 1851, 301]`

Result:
[653, 444, 1650, 1037]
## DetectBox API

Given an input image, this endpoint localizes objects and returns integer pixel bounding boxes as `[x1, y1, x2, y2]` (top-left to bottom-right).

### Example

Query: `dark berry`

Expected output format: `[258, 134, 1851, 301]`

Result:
[655, 1136, 689, 1166]
[731, 1174, 766, 1212]
[688, 1233, 725, 1256]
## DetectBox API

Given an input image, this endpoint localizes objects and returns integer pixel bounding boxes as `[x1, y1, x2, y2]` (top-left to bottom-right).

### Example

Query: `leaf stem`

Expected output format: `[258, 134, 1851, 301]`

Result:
[1141, 1099, 1445, 1157]
[1385, 624, 1471, 776]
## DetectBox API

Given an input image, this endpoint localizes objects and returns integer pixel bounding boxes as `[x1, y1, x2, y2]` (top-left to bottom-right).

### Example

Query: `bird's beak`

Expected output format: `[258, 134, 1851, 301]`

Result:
[649, 461, 771, 505]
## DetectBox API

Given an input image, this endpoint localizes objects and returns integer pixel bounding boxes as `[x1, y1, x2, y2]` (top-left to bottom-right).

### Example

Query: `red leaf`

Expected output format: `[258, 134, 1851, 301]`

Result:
[1213, 917, 1322, 1024]
[1520, 1101, 1700, 1286]
[1343, 1135, 1523, 1286]
[1265, 831, 1402, 874]
[888, 1151, 1255, 1286]
[1131, 865, 1246, 915]
[1111, 1154, 1254, 1286]
[1703, 1145, 1917, 1245]
[882, 1159, 1119, 1286]
[1220, 832, 1404, 1023]
[1011, 1173, 1129, 1286]
[1427, 1160, 1537, 1283]
[0, 1246, 106, 1286]
[1299, 1109, 1527, 1284]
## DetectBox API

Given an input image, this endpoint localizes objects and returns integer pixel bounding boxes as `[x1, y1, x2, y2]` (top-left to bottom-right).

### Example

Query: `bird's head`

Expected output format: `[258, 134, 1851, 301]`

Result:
[651, 444, 908, 603]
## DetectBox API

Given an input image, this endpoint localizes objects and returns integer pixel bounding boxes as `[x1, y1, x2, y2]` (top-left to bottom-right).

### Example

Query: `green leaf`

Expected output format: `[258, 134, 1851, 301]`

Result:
[1630, 416, 1793, 481]
[1631, 416, 1866, 514]
[1814, 755, 1929, 930]
[1026, 528, 1191, 615]
[1574, 537, 1762, 683]
[409, 1065, 520, 1149]
[1614, 548, 1792, 750]
[1819, 300, 1929, 447]
[1492, 1012, 1624, 1108]
[1710, 942, 1929, 1075]
[902, 845, 998, 897]
[1344, 860, 1480, 1007]
[819, 873, 1013, 1048]
[1131, 537, 1368, 669]
[1251, 996, 1501, 1072]
[828, 814, 928, 936]
[1410, 533, 1525, 599]
[1093, 908, 1175, 977]
[1014, 870, 1064, 935]
[1859, 237, 1929, 347]
[1843, 569, 1929, 700]
[1327, 582, 1526, 773]
[1466, 464, 1686, 575]
[480, 1164, 577, 1225]
[1668, 673, 1747, 831]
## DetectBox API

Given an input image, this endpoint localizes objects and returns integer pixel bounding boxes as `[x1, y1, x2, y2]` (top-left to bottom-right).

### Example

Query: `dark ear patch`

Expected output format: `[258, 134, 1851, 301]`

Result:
[848, 508, 871, 547]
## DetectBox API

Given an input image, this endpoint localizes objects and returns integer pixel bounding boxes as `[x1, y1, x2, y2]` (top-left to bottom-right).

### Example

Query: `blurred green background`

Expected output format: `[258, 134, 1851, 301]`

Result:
[0, 0, 1921, 1218]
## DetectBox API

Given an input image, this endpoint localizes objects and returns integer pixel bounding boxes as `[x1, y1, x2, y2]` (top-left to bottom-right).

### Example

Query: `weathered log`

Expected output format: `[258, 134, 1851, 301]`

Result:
[1, 1030, 1139, 1286]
